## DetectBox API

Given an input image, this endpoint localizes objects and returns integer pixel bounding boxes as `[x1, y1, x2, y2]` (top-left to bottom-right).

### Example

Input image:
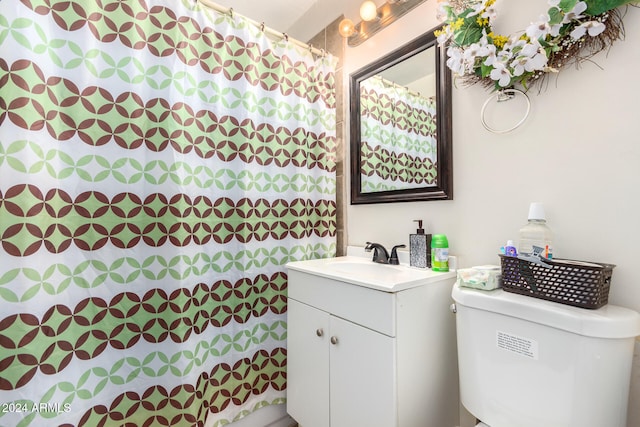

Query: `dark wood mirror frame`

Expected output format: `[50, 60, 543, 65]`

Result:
[349, 25, 452, 204]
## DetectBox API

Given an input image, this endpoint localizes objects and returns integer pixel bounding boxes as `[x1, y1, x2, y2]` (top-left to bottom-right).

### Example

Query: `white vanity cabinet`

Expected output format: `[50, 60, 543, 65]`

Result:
[287, 298, 395, 427]
[286, 258, 459, 427]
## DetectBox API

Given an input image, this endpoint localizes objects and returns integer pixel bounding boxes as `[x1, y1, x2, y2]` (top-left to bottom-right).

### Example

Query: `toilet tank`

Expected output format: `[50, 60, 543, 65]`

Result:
[452, 285, 640, 427]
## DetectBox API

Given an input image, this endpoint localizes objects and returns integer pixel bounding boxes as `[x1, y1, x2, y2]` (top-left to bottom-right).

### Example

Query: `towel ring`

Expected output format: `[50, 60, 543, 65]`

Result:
[480, 88, 531, 134]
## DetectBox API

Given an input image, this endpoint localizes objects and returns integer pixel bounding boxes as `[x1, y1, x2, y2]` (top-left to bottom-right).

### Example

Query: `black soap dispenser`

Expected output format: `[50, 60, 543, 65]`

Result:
[410, 220, 432, 268]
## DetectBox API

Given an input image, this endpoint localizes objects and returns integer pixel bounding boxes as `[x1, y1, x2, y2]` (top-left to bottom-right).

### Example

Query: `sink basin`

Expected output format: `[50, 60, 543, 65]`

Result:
[326, 259, 404, 276]
[287, 256, 454, 292]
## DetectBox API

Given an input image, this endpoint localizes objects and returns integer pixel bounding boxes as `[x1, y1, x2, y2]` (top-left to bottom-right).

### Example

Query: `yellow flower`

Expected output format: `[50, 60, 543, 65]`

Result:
[488, 32, 509, 49]
[452, 17, 464, 30]
[476, 17, 489, 27]
[484, 0, 496, 6]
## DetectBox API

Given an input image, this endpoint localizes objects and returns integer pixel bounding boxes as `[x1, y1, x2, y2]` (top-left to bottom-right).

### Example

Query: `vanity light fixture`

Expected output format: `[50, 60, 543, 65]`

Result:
[339, 0, 426, 46]
[359, 1, 379, 22]
[338, 17, 357, 37]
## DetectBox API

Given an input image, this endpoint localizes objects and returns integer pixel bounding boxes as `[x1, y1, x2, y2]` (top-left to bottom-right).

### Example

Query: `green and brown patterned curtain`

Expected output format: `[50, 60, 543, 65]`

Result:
[360, 75, 436, 192]
[0, 0, 336, 426]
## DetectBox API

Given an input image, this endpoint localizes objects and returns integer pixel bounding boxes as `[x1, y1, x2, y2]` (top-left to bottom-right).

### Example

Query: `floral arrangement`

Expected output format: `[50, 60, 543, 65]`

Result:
[435, 0, 636, 91]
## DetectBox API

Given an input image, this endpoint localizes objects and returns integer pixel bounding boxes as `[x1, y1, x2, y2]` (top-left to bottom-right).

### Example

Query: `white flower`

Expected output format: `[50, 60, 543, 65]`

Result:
[504, 36, 525, 51]
[482, 46, 498, 67]
[479, 38, 498, 66]
[511, 57, 528, 77]
[446, 46, 468, 75]
[563, 1, 587, 23]
[463, 33, 491, 62]
[523, 45, 548, 71]
[490, 62, 512, 87]
[570, 21, 606, 39]
[526, 15, 553, 40]
[466, 2, 485, 18]
[437, 24, 454, 44]
[511, 43, 548, 76]
[498, 37, 524, 63]
[477, 33, 495, 58]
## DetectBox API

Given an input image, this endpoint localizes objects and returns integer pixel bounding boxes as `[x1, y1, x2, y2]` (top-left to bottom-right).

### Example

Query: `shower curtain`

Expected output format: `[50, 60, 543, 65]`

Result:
[0, 0, 337, 426]
[360, 75, 436, 192]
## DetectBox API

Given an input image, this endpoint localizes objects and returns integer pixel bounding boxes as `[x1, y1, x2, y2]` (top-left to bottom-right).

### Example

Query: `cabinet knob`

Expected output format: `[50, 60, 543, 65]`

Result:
[316, 328, 324, 337]
[330, 336, 338, 345]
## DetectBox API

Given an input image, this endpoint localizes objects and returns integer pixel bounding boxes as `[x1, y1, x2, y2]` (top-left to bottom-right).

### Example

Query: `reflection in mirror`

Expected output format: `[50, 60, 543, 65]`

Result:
[360, 48, 436, 192]
[350, 25, 452, 204]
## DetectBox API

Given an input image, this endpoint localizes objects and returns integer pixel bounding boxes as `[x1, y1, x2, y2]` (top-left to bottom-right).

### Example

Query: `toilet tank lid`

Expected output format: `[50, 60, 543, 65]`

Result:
[452, 285, 640, 339]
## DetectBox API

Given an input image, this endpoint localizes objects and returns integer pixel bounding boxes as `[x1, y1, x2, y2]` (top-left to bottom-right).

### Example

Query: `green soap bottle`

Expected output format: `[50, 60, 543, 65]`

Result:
[431, 234, 449, 272]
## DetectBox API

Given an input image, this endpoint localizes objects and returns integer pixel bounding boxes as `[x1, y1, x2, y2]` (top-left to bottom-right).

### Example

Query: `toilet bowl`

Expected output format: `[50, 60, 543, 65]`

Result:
[452, 284, 640, 427]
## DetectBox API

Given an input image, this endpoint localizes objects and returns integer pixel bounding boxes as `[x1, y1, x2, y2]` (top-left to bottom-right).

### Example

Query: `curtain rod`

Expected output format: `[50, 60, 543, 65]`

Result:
[196, 0, 327, 57]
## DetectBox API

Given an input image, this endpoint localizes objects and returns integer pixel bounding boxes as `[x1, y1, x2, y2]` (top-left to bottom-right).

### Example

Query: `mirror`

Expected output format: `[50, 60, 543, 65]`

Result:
[349, 25, 452, 204]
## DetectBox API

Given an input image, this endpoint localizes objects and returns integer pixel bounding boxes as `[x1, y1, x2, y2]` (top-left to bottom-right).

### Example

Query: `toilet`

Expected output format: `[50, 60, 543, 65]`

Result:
[451, 284, 640, 427]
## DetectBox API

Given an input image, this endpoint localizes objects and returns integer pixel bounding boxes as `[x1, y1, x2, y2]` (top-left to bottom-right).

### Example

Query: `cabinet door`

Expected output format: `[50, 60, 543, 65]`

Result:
[286, 299, 330, 427]
[329, 316, 396, 427]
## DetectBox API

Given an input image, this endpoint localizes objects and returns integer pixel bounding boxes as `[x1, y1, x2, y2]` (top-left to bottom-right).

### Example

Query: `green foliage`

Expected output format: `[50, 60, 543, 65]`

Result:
[585, 0, 636, 15]
[559, 0, 579, 11]
[453, 21, 483, 45]
[547, 7, 564, 25]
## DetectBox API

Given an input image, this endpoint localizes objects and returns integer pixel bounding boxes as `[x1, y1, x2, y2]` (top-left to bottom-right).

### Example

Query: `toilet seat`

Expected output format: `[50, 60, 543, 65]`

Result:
[476, 423, 490, 427]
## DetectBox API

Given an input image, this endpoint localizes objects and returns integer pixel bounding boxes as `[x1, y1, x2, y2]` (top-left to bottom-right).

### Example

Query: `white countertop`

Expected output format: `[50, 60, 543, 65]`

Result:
[286, 247, 456, 292]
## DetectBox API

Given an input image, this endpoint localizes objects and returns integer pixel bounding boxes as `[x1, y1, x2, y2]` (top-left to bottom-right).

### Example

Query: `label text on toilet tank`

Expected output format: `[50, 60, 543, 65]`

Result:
[496, 331, 538, 360]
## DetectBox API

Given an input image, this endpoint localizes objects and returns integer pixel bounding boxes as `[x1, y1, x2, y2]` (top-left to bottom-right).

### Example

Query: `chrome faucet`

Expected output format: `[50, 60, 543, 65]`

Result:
[365, 242, 406, 265]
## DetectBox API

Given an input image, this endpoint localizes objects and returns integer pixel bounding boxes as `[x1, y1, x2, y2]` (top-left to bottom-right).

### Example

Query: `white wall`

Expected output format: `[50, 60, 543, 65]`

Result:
[344, 1, 640, 425]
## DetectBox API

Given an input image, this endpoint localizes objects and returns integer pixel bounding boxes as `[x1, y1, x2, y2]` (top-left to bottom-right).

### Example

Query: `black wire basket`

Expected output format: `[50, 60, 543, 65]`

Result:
[499, 255, 615, 309]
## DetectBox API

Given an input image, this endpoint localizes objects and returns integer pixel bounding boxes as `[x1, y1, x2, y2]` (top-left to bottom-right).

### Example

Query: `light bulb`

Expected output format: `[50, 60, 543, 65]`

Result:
[338, 18, 356, 37]
[359, 1, 378, 22]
